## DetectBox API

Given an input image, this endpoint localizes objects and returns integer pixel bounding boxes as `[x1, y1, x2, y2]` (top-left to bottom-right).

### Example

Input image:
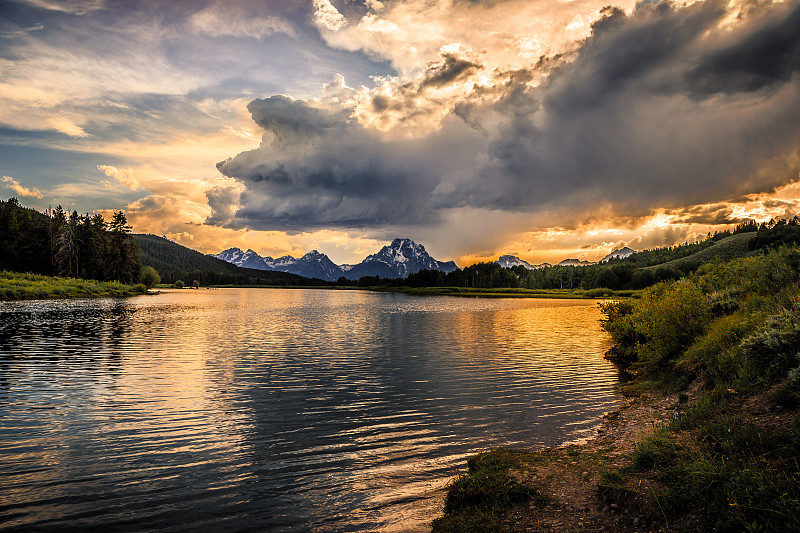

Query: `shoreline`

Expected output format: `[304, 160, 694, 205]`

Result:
[427, 387, 673, 532]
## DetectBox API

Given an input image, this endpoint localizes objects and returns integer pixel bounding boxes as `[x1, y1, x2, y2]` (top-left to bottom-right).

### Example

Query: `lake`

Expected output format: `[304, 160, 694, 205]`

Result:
[0, 288, 621, 532]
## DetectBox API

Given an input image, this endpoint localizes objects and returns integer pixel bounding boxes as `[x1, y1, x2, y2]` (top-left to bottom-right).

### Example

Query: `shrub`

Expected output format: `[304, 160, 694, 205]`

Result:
[739, 309, 800, 377]
[634, 280, 711, 368]
[708, 288, 741, 316]
[432, 450, 546, 533]
[138, 266, 160, 289]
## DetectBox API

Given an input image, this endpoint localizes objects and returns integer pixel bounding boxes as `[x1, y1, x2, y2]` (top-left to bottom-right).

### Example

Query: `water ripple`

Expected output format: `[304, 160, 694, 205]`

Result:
[0, 289, 621, 532]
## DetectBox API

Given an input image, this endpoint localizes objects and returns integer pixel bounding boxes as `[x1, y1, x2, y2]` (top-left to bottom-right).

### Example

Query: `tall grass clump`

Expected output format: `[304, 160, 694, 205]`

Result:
[431, 450, 546, 533]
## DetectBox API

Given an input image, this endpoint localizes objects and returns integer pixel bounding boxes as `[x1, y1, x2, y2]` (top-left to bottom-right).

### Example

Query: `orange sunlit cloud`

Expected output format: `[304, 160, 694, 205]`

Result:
[1, 0, 799, 265]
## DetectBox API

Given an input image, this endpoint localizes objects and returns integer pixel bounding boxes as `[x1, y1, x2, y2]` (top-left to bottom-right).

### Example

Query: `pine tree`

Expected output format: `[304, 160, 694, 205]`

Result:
[106, 211, 141, 283]
[54, 214, 78, 277]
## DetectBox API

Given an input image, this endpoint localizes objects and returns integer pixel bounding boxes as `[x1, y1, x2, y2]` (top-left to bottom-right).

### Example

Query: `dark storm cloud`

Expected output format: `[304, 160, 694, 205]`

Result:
[686, 1, 800, 96]
[213, 0, 800, 232]
[245, 95, 350, 145]
[216, 96, 485, 230]
[461, 0, 800, 211]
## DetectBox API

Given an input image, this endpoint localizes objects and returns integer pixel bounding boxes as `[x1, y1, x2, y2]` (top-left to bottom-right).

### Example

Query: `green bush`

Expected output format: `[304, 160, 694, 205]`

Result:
[739, 309, 800, 377]
[138, 266, 160, 289]
[634, 280, 712, 368]
[708, 288, 741, 316]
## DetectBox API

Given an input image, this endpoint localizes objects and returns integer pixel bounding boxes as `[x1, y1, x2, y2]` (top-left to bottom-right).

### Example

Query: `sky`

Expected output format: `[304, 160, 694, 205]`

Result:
[1, 0, 799, 266]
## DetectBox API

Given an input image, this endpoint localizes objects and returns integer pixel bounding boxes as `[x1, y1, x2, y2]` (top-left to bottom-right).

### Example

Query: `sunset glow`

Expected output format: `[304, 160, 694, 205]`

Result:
[2, 0, 799, 265]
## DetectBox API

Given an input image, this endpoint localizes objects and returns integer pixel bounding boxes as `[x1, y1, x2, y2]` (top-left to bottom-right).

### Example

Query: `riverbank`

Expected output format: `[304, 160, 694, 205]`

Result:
[428, 388, 673, 532]
[191, 284, 641, 299]
[0, 271, 147, 300]
[431, 379, 799, 532]
[431, 247, 800, 532]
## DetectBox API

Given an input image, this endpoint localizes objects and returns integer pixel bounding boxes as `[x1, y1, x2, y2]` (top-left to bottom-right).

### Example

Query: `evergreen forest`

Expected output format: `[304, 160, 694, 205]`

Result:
[0, 198, 141, 284]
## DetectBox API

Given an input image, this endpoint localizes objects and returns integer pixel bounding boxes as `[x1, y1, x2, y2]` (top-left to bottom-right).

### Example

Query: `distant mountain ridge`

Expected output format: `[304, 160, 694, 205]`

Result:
[134, 234, 317, 286]
[497, 247, 636, 270]
[215, 238, 458, 282]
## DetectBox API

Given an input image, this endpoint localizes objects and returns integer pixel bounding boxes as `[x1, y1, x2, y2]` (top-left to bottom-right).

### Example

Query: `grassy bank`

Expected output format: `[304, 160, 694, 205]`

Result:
[432, 247, 800, 532]
[367, 286, 640, 299]
[0, 271, 147, 300]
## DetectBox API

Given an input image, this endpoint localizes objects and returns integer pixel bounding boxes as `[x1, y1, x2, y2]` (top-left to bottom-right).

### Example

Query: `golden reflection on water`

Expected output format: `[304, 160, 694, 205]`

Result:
[0, 289, 621, 532]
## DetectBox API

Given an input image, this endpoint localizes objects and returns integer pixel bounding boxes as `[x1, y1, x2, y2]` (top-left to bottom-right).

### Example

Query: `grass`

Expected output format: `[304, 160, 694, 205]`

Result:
[642, 232, 757, 273]
[0, 270, 147, 300]
[431, 450, 548, 533]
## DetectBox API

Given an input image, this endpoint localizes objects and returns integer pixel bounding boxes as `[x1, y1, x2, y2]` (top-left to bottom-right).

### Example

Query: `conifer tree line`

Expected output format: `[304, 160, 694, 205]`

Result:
[0, 198, 141, 283]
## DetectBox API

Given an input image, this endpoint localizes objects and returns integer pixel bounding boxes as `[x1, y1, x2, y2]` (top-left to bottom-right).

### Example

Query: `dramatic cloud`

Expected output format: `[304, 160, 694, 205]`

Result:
[214, 0, 800, 238]
[2, 175, 43, 198]
[215, 94, 485, 231]
[311, 0, 633, 76]
[313, 0, 348, 32]
[5, 0, 800, 265]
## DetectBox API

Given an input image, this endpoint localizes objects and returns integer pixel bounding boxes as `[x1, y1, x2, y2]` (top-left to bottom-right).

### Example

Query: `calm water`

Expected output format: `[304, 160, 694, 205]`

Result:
[0, 289, 621, 532]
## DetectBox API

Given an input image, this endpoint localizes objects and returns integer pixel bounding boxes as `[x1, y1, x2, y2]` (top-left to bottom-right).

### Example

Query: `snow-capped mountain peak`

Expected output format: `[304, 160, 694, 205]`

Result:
[600, 246, 636, 262]
[215, 247, 244, 262]
[363, 238, 456, 278]
[214, 238, 458, 281]
[497, 255, 536, 269]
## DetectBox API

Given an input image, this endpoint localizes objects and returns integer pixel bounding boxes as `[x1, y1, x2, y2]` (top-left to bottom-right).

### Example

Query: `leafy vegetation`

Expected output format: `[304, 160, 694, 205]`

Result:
[0, 270, 146, 300]
[597, 245, 800, 531]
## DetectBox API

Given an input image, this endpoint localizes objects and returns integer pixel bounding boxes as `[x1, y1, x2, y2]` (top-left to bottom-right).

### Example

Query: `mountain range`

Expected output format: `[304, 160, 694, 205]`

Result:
[215, 238, 458, 282]
[497, 247, 636, 270]
[215, 239, 637, 282]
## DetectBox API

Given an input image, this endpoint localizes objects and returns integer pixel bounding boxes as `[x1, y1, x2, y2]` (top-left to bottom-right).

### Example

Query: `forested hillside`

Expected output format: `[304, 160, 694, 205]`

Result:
[135, 234, 325, 286]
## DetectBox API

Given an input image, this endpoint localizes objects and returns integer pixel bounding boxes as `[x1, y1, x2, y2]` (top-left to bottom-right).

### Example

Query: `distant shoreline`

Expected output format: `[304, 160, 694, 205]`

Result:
[161, 284, 640, 299]
[1, 276, 639, 301]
